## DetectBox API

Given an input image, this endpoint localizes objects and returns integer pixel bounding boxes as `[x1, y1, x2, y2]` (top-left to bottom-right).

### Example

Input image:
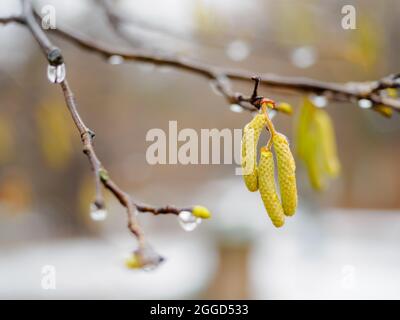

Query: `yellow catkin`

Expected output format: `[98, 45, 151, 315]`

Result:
[304, 131, 325, 191]
[296, 98, 340, 191]
[258, 148, 285, 227]
[374, 105, 393, 118]
[295, 98, 314, 159]
[272, 133, 298, 216]
[314, 109, 341, 177]
[192, 205, 211, 219]
[387, 88, 397, 98]
[276, 102, 293, 115]
[242, 124, 258, 191]
[125, 254, 141, 269]
[241, 113, 267, 192]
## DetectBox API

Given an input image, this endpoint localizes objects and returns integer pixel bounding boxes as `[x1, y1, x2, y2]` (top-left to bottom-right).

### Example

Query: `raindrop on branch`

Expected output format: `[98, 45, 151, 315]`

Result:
[138, 246, 165, 272]
[310, 95, 328, 108]
[290, 46, 317, 69]
[178, 211, 201, 232]
[230, 104, 244, 113]
[108, 55, 124, 65]
[358, 99, 372, 109]
[90, 203, 108, 221]
[47, 63, 66, 83]
[226, 40, 251, 62]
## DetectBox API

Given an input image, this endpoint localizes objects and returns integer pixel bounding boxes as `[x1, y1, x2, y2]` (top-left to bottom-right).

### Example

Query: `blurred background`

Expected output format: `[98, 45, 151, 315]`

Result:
[0, 0, 400, 299]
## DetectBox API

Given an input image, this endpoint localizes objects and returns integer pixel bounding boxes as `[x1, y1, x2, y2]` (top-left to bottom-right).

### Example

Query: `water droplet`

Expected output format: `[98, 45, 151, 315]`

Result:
[47, 66, 56, 83]
[108, 55, 124, 65]
[136, 246, 164, 271]
[310, 95, 328, 108]
[358, 99, 372, 109]
[47, 63, 66, 83]
[90, 203, 108, 221]
[230, 104, 243, 113]
[226, 40, 251, 62]
[290, 46, 317, 69]
[178, 211, 201, 232]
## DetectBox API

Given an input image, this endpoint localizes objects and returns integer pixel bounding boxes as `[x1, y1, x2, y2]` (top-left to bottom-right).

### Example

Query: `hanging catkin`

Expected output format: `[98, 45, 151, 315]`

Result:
[296, 98, 314, 159]
[295, 98, 341, 191]
[273, 133, 297, 216]
[304, 129, 325, 190]
[241, 113, 267, 192]
[314, 109, 340, 177]
[258, 148, 285, 227]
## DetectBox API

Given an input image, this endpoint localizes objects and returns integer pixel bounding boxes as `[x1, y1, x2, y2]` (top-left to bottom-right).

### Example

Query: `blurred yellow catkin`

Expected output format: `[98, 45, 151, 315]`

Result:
[193, 0, 226, 35]
[314, 109, 341, 177]
[36, 103, 73, 170]
[295, 98, 341, 190]
[344, 14, 380, 70]
[273, 133, 297, 216]
[258, 148, 285, 227]
[0, 116, 15, 165]
[275, 102, 293, 115]
[192, 205, 211, 219]
[125, 253, 142, 269]
[373, 88, 397, 118]
[241, 113, 267, 192]
[0, 171, 32, 214]
[304, 130, 325, 190]
[374, 105, 393, 118]
[295, 98, 314, 159]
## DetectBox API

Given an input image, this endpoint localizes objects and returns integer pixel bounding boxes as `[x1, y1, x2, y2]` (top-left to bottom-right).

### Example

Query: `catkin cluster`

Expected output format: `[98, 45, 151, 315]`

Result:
[241, 106, 297, 228]
[296, 98, 341, 190]
[241, 113, 267, 192]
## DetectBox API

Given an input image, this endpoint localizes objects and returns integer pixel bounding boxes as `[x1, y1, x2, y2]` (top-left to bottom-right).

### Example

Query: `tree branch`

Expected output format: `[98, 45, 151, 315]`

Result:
[14, 0, 201, 267]
[2, 13, 400, 112]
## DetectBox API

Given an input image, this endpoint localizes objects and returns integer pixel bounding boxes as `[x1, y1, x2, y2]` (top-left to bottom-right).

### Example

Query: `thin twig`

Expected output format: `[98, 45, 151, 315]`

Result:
[0, 15, 24, 24]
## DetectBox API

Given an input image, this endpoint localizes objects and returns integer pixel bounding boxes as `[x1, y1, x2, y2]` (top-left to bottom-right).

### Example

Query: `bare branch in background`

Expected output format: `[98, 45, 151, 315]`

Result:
[47, 23, 400, 112]
[2, 10, 399, 113]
